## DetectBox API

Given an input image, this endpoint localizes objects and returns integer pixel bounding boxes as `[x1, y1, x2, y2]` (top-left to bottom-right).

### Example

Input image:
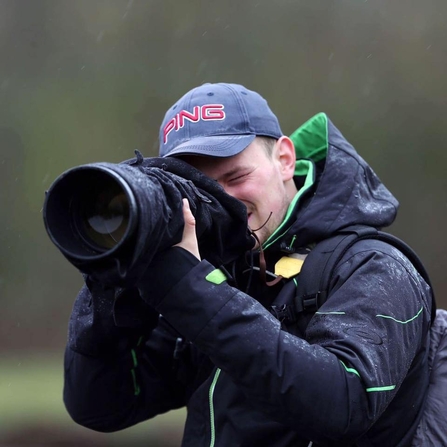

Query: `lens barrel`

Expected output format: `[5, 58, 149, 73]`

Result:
[43, 165, 138, 262]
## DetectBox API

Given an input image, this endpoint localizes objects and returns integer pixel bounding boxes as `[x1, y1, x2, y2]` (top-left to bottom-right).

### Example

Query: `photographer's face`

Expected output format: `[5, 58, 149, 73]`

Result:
[183, 137, 297, 245]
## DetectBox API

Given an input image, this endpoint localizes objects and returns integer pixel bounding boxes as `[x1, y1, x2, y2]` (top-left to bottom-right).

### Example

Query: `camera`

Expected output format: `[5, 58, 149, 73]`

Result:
[43, 154, 254, 284]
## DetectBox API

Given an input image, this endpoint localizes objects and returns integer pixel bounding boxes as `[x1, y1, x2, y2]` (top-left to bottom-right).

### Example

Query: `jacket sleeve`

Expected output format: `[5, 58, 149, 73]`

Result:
[63, 279, 196, 432]
[138, 241, 432, 444]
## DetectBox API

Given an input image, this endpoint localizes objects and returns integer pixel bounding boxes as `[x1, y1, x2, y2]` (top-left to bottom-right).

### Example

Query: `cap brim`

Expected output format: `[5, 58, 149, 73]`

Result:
[163, 134, 256, 158]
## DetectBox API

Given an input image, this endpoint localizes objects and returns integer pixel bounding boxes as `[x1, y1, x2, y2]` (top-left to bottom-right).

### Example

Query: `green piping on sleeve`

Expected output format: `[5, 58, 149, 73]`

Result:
[376, 307, 423, 324]
[366, 385, 396, 393]
[209, 368, 221, 447]
[131, 349, 138, 368]
[340, 360, 396, 393]
[130, 348, 141, 396]
[340, 360, 360, 378]
[316, 311, 346, 315]
[131, 369, 140, 396]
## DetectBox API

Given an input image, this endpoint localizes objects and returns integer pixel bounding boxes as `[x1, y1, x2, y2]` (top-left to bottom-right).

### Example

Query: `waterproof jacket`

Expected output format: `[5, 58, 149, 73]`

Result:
[63, 113, 433, 447]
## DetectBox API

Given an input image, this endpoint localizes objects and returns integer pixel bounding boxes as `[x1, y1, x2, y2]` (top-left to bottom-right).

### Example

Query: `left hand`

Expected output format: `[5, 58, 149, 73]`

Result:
[174, 198, 201, 261]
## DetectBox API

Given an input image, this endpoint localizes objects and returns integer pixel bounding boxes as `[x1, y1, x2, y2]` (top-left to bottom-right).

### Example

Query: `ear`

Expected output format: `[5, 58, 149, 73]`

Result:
[275, 136, 296, 181]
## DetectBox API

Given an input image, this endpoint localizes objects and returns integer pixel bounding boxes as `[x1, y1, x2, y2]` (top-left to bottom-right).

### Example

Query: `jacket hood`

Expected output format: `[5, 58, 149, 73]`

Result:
[266, 113, 399, 249]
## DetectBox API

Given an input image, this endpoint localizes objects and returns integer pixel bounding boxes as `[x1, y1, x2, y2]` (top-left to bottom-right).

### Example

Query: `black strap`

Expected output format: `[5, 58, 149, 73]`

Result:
[294, 225, 436, 324]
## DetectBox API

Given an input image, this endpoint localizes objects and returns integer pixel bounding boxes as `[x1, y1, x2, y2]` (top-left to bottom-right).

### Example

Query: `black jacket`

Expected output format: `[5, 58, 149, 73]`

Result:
[63, 113, 433, 446]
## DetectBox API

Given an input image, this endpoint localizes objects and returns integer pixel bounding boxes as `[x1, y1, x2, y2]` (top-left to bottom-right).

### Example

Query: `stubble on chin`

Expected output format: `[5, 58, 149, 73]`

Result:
[249, 216, 276, 248]
[255, 201, 290, 247]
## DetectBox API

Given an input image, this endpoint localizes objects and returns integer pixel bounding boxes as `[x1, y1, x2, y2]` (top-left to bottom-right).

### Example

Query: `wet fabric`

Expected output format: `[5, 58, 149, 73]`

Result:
[411, 309, 447, 446]
[63, 113, 433, 446]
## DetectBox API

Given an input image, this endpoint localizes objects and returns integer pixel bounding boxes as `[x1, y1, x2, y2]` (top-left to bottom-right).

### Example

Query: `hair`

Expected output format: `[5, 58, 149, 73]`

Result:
[257, 136, 277, 157]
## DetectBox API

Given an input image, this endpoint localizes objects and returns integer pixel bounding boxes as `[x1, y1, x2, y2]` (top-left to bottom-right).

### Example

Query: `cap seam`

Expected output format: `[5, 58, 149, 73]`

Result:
[224, 84, 250, 134]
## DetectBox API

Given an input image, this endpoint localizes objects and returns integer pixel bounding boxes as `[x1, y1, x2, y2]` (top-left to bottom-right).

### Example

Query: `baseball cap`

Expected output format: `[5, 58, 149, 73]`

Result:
[159, 83, 283, 158]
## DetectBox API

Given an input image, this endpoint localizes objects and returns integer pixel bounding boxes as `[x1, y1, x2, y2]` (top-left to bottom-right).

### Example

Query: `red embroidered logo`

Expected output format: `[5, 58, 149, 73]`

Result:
[163, 104, 225, 144]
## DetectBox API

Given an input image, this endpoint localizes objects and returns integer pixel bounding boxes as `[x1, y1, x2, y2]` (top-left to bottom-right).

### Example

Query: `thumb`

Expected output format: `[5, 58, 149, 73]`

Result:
[175, 198, 201, 260]
[182, 198, 196, 231]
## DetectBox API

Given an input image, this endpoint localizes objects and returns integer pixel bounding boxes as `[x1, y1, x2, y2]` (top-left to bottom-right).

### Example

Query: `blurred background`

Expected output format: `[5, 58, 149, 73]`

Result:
[0, 0, 446, 445]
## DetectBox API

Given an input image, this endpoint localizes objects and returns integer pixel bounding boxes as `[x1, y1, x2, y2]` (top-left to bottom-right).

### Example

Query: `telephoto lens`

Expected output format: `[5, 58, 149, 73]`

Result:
[43, 158, 202, 284]
[43, 164, 138, 262]
[43, 155, 255, 286]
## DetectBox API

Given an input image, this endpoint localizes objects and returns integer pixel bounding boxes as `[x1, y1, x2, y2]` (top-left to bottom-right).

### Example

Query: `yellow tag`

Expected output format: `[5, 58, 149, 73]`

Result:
[274, 254, 307, 279]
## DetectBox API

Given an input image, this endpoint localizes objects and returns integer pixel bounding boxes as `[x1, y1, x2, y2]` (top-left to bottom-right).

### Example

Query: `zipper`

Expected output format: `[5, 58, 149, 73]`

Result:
[208, 368, 221, 447]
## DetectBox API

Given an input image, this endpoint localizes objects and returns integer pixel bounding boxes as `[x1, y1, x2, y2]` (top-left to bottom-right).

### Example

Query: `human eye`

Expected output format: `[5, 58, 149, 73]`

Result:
[228, 172, 249, 184]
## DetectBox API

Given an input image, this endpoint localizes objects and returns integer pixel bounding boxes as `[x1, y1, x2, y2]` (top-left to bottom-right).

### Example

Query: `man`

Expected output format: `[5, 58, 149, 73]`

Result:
[63, 83, 432, 446]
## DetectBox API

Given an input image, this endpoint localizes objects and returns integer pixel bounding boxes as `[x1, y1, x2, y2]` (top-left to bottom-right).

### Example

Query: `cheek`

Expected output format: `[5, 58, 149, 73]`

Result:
[247, 183, 281, 213]
[223, 182, 257, 202]
[225, 170, 282, 205]
[261, 173, 284, 202]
